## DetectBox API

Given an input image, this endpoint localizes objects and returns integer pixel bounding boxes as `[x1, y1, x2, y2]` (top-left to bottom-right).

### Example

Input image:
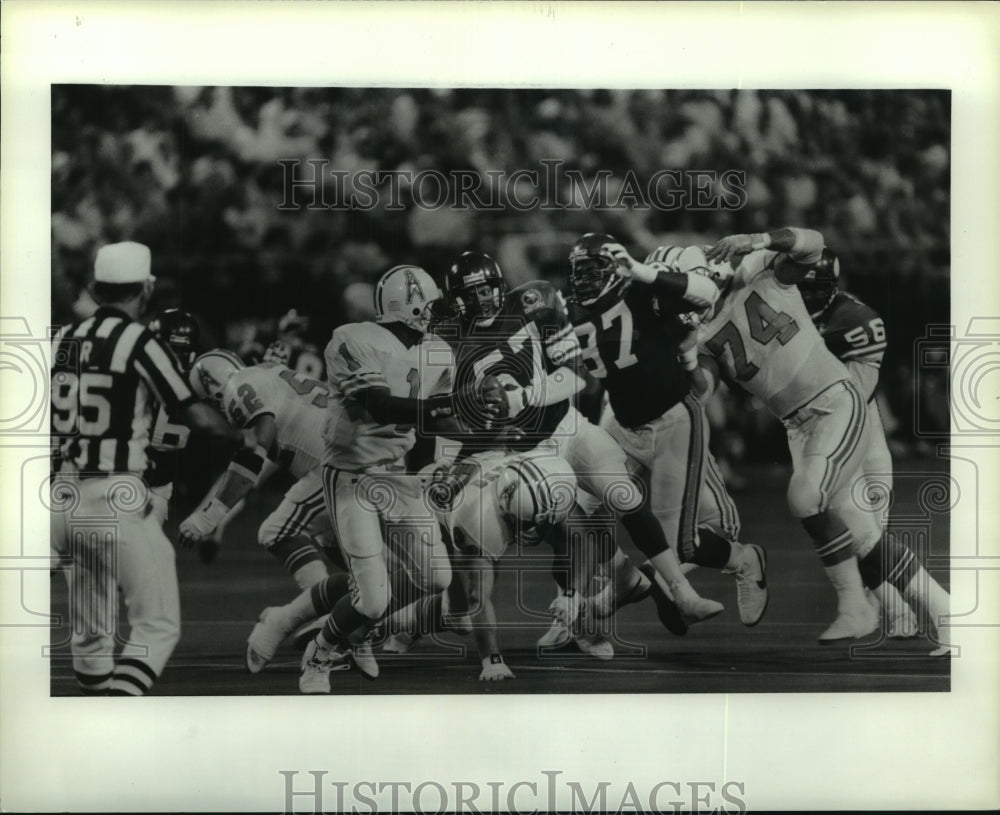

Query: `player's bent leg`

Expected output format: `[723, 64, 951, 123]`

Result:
[258, 477, 331, 590]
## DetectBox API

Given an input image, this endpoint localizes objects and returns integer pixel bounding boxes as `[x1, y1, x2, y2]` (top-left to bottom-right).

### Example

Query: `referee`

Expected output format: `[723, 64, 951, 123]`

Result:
[50, 242, 236, 696]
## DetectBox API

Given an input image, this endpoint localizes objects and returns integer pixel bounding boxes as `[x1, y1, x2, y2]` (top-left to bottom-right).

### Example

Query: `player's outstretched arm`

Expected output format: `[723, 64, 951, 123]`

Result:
[178, 413, 278, 546]
[706, 227, 824, 272]
[358, 383, 502, 427]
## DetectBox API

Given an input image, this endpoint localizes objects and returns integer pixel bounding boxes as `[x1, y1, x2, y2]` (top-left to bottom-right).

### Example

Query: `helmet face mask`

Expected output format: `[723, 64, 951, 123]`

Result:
[569, 233, 627, 307]
[149, 308, 200, 371]
[444, 252, 506, 327]
[795, 248, 840, 318]
[374, 265, 443, 334]
[188, 350, 245, 411]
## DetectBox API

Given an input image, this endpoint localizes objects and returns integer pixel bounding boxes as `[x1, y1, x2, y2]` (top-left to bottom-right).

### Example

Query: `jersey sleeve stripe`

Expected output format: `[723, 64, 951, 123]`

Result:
[134, 359, 170, 407]
[110, 322, 146, 373]
[839, 342, 887, 360]
[139, 338, 193, 401]
[72, 316, 97, 339]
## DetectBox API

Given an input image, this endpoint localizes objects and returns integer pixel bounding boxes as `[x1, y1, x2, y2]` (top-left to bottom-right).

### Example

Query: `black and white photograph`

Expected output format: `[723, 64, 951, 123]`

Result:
[2, 3, 998, 813]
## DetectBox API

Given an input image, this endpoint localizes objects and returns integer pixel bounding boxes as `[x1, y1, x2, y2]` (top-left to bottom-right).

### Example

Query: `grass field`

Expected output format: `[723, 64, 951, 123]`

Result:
[49, 460, 951, 696]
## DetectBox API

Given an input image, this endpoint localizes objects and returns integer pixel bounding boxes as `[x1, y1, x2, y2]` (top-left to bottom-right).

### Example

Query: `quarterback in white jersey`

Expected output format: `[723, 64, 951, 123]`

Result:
[298, 264, 503, 686]
[179, 353, 334, 591]
[695, 227, 878, 643]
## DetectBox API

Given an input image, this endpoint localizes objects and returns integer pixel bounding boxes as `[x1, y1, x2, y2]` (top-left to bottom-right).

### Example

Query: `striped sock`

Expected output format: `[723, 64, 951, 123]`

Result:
[801, 512, 854, 566]
[75, 670, 112, 696]
[107, 658, 157, 696]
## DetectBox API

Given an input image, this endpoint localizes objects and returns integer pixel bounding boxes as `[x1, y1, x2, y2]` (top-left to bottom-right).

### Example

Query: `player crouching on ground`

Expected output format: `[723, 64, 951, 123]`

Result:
[433, 452, 578, 680]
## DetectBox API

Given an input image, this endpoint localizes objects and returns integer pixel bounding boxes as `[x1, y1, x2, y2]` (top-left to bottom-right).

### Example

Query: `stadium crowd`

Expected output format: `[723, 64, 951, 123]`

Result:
[51, 87, 951, 463]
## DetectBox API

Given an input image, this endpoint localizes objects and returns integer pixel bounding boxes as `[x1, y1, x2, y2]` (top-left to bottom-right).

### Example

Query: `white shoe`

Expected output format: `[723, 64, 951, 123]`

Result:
[382, 632, 419, 654]
[479, 655, 515, 681]
[886, 605, 920, 639]
[537, 591, 581, 648]
[669, 580, 725, 626]
[246, 607, 289, 674]
[298, 638, 350, 694]
[350, 640, 380, 679]
[537, 618, 571, 648]
[818, 603, 879, 644]
[575, 633, 614, 661]
[729, 544, 768, 627]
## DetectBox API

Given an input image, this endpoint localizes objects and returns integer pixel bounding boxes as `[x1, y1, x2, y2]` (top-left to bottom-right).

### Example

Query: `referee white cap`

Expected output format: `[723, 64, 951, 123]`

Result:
[94, 241, 155, 284]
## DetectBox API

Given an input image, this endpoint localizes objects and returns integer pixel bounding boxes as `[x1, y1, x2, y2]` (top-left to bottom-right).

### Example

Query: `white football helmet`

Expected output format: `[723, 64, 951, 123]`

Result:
[374, 265, 442, 333]
[188, 349, 245, 410]
[495, 455, 577, 527]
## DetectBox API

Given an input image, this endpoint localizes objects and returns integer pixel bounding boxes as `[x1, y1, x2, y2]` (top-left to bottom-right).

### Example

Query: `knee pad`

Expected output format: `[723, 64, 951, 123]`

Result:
[787, 473, 823, 519]
[349, 556, 392, 620]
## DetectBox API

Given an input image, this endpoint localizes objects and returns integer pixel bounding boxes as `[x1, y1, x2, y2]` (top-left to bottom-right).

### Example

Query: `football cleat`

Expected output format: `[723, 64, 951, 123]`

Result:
[350, 640, 380, 679]
[726, 544, 768, 627]
[637, 564, 689, 636]
[537, 618, 572, 649]
[548, 590, 582, 629]
[479, 655, 515, 681]
[299, 638, 351, 694]
[574, 633, 614, 661]
[818, 603, 879, 644]
[668, 579, 725, 627]
[245, 607, 290, 674]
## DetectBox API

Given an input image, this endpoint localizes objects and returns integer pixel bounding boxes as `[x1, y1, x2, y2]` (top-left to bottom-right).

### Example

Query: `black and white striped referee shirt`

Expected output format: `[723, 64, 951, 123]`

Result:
[51, 306, 195, 476]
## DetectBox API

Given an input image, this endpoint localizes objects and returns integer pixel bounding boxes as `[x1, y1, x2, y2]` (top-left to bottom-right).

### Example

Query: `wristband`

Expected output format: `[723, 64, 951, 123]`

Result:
[750, 232, 771, 251]
[200, 498, 230, 526]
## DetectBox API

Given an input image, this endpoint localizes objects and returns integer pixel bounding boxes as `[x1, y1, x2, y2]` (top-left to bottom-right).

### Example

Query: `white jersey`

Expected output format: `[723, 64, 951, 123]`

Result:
[221, 362, 327, 479]
[323, 322, 453, 472]
[698, 250, 849, 418]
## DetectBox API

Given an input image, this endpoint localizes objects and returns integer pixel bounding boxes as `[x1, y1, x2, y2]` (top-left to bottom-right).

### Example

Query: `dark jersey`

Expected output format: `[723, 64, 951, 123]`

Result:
[568, 280, 692, 428]
[815, 291, 886, 369]
[51, 306, 196, 476]
[439, 281, 581, 453]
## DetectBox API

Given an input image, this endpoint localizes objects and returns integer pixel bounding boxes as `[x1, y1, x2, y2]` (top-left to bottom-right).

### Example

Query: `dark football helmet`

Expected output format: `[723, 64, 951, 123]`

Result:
[444, 252, 506, 324]
[148, 308, 200, 371]
[568, 232, 628, 307]
[797, 248, 841, 318]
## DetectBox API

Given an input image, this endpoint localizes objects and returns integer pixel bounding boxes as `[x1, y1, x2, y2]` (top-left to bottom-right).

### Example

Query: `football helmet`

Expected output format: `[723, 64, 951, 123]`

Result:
[495, 455, 577, 528]
[443, 252, 506, 325]
[568, 232, 629, 307]
[797, 248, 841, 317]
[188, 349, 245, 410]
[374, 265, 442, 334]
[148, 308, 200, 371]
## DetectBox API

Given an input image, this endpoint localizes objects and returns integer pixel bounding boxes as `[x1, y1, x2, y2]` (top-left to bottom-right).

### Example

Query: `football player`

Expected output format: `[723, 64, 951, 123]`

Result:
[437, 252, 722, 651]
[565, 234, 768, 628]
[700, 228, 948, 643]
[262, 308, 326, 380]
[145, 309, 229, 562]
[799, 250, 920, 638]
[297, 264, 502, 685]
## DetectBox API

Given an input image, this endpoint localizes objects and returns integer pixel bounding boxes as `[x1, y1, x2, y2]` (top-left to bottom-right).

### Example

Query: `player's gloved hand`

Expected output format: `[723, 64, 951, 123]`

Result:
[178, 499, 229, 547]
[262, 340, 292, 365]
[602, 242, 657, 284]
[479, 654, 515, 681]
[707, 233, 767, 264]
